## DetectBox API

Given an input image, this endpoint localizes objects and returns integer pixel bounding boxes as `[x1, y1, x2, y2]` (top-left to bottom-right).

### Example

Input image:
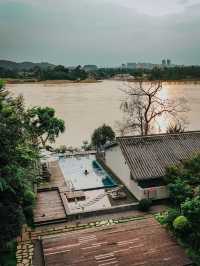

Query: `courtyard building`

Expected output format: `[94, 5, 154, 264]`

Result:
[103, 131, 200, 201]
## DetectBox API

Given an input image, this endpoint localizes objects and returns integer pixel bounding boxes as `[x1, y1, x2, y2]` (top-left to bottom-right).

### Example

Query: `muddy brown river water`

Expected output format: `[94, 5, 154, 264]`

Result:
[7, 80, 200, 147]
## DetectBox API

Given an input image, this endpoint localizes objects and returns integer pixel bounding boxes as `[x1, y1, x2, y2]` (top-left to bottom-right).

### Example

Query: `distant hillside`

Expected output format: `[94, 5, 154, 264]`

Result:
[0, 60, 55, 70]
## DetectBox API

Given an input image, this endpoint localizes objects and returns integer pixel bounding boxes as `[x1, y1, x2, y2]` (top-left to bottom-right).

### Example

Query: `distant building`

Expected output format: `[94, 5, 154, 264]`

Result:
[113, 74, 135, 81]
[126, 63, 137, 69]
[167, 59, 171, 66]
[83, 65, 98, 72]
[162, 59, 166, 66]
[126, 62, 156, 70]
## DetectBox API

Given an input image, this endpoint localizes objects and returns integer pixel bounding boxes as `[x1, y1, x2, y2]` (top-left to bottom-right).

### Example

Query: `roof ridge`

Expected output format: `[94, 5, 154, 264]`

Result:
[117, 130, 200, 140]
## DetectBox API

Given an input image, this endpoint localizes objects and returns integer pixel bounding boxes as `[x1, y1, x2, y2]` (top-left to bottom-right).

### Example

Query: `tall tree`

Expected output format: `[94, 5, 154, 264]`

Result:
[120, 80, 188, 136]
[0, 81, 39, 251]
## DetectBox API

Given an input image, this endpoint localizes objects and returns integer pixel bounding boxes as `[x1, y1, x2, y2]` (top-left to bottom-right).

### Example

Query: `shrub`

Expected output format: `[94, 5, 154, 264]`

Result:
[0, 202, 25, 248]
[173, 215, 188, 231]
[138, 199, 152, 212]
[164, 208, 180, 229]
[155, 212, 168, 225]
[24, 206, 34, 226]
[23, 190, 35, 206]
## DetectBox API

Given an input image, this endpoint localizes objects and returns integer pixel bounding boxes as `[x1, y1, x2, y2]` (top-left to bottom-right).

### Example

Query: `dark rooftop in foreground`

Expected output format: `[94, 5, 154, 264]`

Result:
[42, 217, 192, 266]
[118, 131, 200, 181]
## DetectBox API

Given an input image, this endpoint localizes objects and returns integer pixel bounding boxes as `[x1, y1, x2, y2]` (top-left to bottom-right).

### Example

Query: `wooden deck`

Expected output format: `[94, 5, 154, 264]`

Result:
[39, 160, 67, 190]
[42, 217, 191, 266]
[34, 190, 66, 223]
[34, 160, 70, 223]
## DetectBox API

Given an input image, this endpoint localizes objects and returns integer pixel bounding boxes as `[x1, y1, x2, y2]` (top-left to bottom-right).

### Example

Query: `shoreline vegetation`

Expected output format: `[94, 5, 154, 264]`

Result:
[4, 78, 100, 84]
[2, 60, 200, 84]
[4, 78, 200, 84]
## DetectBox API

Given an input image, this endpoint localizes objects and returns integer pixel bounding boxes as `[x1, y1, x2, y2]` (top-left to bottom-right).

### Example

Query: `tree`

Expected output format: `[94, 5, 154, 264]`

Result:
[0, 202, 25, 248]
[0, 81, 40, 250]
[26, 106, 65, 147]
[162, 154, 200, 257]
[120, 80, 187, 136]
[181, 197, 200, 250]
[168, 179, 193, 206]
[91, 124, 115, 148]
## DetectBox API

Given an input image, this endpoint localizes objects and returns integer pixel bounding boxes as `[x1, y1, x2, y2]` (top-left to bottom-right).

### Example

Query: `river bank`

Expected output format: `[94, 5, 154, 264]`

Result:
[4, 78, 200, 85]
[4, 78, 100, 84]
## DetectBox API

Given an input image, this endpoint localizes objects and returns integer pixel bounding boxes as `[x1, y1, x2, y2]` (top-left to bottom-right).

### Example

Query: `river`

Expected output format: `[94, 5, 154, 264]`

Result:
[7, 80, 200, 147]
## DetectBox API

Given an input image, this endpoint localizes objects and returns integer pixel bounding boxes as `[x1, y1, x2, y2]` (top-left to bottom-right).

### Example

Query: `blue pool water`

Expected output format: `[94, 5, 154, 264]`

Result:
[59, 154, 117, 190]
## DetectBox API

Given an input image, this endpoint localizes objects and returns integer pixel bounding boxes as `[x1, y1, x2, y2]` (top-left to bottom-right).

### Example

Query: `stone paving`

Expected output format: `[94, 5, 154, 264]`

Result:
[16, 226, 34, 266]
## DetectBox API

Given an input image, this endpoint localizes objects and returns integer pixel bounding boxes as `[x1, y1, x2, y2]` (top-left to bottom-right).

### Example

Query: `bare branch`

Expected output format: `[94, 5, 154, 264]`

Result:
[119, 80, 188, 136]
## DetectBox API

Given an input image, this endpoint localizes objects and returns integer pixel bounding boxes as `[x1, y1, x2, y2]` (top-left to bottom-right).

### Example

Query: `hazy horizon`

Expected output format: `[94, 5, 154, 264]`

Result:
[1, 0, 200, 66]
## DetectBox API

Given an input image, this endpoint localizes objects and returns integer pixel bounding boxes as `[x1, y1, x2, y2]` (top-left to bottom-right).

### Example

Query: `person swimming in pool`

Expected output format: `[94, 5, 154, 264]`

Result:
[84, 169, 89, 175]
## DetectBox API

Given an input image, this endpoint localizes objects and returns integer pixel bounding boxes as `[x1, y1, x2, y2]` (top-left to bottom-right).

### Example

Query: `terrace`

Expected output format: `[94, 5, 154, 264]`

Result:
[34, 153, 136, 225]
[42, 217, 192, 266]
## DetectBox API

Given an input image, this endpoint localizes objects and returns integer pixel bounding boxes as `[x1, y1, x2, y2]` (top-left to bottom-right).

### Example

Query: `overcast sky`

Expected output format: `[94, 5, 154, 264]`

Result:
[0, 0, 200, 66]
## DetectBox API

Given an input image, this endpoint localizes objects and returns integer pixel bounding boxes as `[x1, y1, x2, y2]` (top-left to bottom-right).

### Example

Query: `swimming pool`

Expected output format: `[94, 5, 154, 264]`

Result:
[58, 154, 117, 190]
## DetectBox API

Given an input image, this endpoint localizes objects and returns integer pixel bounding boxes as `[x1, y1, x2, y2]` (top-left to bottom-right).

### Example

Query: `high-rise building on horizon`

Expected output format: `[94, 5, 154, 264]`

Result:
[167, 59, 171, 66]
[162, 59, 166, 66]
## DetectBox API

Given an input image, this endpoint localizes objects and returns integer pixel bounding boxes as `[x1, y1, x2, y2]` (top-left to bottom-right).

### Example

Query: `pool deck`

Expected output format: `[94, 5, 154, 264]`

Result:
[35, 158, 137, 224]
[39, 160, 68, 191]
[35, 160, 69, 224]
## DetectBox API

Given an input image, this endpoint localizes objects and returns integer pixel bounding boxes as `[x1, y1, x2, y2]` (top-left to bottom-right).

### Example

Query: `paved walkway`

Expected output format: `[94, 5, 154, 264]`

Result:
[42, 217, 192, 266]
[17, 205, 168, 266]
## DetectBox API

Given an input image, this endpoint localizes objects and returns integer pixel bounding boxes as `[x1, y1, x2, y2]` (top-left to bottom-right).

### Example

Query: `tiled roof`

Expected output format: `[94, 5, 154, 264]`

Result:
[118, 131, 200, 181]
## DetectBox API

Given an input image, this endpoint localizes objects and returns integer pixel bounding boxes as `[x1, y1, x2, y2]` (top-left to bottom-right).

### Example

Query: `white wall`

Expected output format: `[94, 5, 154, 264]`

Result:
[105, 145, 169, 201]
[105, 146, 144, 200]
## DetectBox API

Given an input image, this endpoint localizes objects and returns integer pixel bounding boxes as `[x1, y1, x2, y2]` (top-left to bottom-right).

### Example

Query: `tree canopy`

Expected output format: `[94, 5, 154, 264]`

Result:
[0, 80, 65, 255]
[91, 124, 115, 148]
[158, 154, 200, 263]
[26, 106, 65, 147]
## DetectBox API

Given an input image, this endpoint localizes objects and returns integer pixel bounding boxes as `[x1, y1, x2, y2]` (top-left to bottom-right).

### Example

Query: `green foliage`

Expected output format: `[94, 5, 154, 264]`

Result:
[164, 208, 180, 226]
[181, 197, 200, 227]
[23, 190, 35, 206]
[173, 216, 188, 231]
[155, 212, 168, 225]
[165, 154, 200, 207]
[0, 80, 39, 248]
[91, 124, 115, 148]
[23, 205, 34, 227]
[0, 240, 16, 266]
[163, 153, 200, 260]
[138, 199, 152, 212]
[2, 64, 200, 82]
[0, 202, 25, 248]
[167, 179, 193, 206]
[0, 80, 63, 250]
[26, 106, 65, 147]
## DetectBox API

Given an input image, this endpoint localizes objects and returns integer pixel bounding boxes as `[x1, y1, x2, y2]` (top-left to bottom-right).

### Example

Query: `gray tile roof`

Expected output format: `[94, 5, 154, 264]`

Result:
[117, 131, 200, 181]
